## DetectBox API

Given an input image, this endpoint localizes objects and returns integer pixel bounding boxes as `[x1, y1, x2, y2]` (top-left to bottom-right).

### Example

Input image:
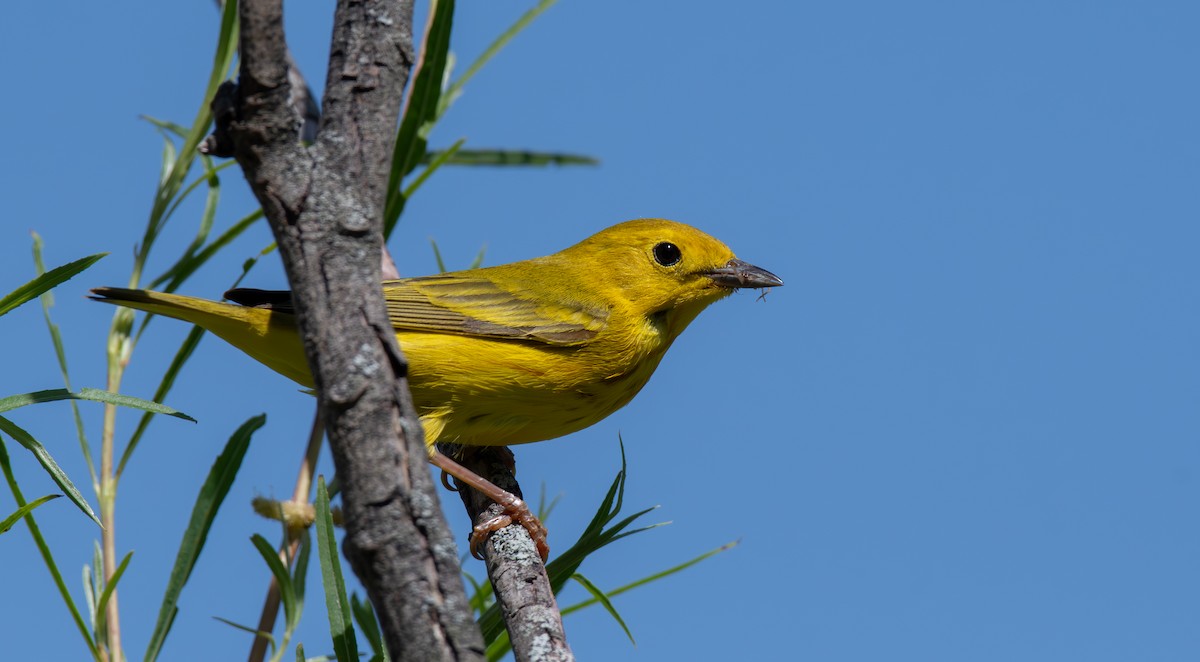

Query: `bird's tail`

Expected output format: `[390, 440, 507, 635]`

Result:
[89, 287, 312, 386]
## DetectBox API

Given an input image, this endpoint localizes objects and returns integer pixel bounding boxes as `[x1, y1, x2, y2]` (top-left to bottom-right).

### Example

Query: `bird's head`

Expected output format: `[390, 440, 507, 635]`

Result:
[567, 219, 783, 339]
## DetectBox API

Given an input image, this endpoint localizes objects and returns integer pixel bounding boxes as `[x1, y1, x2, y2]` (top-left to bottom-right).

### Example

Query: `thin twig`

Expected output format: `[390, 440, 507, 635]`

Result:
[247, 404, 324, 662]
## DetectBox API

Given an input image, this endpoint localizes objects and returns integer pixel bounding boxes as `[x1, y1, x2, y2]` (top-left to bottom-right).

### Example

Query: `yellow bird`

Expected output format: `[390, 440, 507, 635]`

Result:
[92, 219, 782, 557]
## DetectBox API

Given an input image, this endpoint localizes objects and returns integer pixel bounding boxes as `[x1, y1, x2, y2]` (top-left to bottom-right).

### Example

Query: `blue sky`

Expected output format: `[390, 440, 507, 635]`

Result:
[2, 1, 1198, 660]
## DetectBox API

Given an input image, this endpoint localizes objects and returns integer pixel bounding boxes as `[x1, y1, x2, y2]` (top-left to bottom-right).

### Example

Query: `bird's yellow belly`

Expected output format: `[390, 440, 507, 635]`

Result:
[401, 331, 662, 447]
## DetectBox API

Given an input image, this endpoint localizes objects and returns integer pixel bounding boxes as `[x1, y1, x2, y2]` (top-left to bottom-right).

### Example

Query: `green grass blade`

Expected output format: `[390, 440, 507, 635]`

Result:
[422, 148, 597, 167]
[0, 437, 97, 655]
[144, 414, 263, 662]
[570, 573, 634, 644]
[315, 477, 358, 661]
[0, 416, 99, 526]
[384, 0, 455, 236]
[0, 253, 106, 318]
[0, 493, 61, 534]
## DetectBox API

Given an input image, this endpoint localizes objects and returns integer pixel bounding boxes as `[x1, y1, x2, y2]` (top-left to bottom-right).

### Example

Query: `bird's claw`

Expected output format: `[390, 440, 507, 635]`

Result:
[468, 496, 549, 562]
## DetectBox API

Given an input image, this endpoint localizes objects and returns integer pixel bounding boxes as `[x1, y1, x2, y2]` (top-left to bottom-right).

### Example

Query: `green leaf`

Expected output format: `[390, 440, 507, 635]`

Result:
[481, 439, 669, 655]
[0, 493, 61, 533]
[154, 208, 263, 293]
[351, 593, 389, 662]
[571, 573, 634, 644]
[561, 541, 738, 617]
[401, 137, 465, 200]
[130, 0, 237, 284]
[0, 416, 99, 526]
[0, 253, 106, 318]
[140, 115, 191, 139]
[0, 437, 96, 655]
[251, 534, 298, 639]
[0, 387, 194, 422]
[315, 477, 358, 662]
[32, 233, 97, 490]
[144, 414, 263, 662]
[422, 148, 597, 168]
[94, 552, 134, 636]
[384, 0, 455, 236]
[213, 616, 274, 652]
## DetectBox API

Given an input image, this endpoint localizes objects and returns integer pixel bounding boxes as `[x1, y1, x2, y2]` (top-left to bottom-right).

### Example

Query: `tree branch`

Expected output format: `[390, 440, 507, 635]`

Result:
[449, 446, 573, 662]
[217, 0, 483, 659]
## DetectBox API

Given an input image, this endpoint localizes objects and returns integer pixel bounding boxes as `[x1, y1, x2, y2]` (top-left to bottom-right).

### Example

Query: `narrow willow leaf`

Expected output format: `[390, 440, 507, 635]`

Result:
[0, 416, 99, 526]
[140, 115, 190, 138]
[0, 388, 194, 422]
[478, 439, 669, 647]
[213, 616, 275, 652]
[571, 573, 634, 644]
[0, 253, 106, 318]
[157, 209, 263, 292]
[93, 551, 134, 635]
[315, 477, 358, 662]
[144, 415, 263, 662]
[401, 137, 465, 200]
[384, 0, 455, 236]
[0, 493, 60, 533]
[430, 239, 447, 274]
[32, 233, 97, 488]
[251, 534, 297, 642]
[422, 148, 597, 167]
[0, 438, 96, 654]
[561, 541, 738, 617]
[468, 244, 487, 270]
[351, 593, 389, 662]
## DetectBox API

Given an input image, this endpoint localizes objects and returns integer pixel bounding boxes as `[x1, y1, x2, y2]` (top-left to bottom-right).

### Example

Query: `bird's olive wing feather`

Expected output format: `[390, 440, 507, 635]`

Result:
[389, 275, 607, 345]
[226, 276, 608, 346]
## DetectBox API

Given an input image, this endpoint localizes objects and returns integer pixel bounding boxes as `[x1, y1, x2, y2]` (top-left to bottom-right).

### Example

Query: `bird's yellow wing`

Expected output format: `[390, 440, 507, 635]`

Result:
[226, 274, 609, 347]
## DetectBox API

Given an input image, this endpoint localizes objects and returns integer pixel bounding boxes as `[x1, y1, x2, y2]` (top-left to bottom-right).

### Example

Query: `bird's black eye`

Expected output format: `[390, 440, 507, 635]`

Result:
[653, 242, 682, 267]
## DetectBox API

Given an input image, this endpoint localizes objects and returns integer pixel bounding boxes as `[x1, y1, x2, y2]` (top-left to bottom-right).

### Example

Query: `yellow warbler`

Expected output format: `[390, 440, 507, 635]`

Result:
[92, 219, 782, 556]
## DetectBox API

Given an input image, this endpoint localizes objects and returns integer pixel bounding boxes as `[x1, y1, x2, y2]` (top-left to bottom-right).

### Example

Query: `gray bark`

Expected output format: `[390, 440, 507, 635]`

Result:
[209, 0, 484, 659]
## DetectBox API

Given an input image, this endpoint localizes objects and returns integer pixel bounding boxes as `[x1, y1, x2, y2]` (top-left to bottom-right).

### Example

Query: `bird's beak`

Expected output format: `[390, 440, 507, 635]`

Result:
[705, 258, 784, 289]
